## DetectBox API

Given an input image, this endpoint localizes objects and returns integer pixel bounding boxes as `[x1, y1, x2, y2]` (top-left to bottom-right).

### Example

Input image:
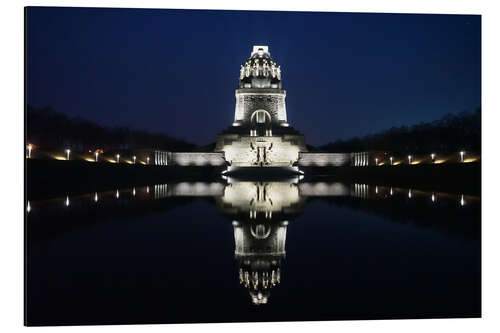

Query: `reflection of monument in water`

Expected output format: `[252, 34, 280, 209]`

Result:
[216, 181, 305, 304]
[215, 46, 307, 171]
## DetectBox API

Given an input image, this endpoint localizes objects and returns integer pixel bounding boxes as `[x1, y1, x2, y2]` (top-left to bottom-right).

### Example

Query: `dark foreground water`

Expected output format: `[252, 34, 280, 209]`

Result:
[25, 179, 481, 326]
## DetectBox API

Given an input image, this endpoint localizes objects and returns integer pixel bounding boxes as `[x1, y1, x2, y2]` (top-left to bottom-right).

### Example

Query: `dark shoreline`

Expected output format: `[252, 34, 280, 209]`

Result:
[26, 159, 481, 200]
[26, 159, 225, 200]
[301, 162, 481, 196]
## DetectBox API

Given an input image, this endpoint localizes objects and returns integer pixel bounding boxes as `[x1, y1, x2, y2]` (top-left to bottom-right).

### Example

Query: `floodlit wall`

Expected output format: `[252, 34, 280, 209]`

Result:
[153, 150, 169, 166]
[350, 152, 371, 166]
[298, 152, 350, 167]
[169, 152, 226, 166]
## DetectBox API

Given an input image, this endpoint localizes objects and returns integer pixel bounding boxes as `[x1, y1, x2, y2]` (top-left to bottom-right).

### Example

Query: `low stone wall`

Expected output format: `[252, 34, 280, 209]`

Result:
[298, 152, 350, 167]
[169, 152, 226, 166]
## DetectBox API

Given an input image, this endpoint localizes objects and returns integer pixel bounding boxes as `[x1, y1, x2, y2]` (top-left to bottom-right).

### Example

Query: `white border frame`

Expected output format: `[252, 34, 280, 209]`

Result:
[1, 1, 499, 332]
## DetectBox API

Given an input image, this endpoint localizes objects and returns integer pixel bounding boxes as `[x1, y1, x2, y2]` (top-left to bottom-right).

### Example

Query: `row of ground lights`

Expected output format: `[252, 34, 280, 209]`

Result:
[26, 144, 151, 164]
[375, 151, 470, 166]
[26, 144, 475, 165]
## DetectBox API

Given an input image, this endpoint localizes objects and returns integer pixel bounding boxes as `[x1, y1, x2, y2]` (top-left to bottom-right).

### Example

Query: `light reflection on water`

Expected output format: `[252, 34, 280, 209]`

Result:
[26, 181, 481, 214]
[26, 180, 481, 324]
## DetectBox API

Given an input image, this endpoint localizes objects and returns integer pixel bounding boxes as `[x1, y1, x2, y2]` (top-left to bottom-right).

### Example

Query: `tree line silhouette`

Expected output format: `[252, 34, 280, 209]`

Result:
[317, 108, 481, 154]
[27, 106, 197, 152]
[27, 105, 481, 155]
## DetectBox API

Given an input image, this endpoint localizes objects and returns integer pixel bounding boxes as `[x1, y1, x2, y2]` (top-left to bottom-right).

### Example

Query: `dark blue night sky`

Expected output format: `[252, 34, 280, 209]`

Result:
[26, 7, 481, 145]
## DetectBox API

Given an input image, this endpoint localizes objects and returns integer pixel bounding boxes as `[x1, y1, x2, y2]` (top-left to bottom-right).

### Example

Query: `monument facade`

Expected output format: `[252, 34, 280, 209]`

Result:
[215, 46, 308, 168]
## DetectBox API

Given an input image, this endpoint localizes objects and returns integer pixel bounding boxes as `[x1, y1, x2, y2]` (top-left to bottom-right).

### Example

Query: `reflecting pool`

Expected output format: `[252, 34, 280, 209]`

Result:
[25, 179, 481, 325]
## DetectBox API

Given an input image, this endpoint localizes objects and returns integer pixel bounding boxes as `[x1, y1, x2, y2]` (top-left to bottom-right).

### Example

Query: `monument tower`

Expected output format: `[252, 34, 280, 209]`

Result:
[215, 46, 307, 169]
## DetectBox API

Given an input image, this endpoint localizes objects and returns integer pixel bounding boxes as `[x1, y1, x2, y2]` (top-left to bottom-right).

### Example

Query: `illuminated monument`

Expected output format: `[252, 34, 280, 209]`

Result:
[215, 46, 307, 170]
[145, 45, 365, 168]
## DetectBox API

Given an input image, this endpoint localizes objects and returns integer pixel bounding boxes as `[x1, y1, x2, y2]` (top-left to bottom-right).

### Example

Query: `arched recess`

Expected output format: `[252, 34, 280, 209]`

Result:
[250, 109, 272, 136]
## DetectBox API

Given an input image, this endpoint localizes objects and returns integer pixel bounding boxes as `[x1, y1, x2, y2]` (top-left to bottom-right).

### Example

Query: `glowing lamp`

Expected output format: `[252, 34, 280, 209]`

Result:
[116, 154, 120, 163]
[65, 149, 71, 160]
[27, 144, 33, 158]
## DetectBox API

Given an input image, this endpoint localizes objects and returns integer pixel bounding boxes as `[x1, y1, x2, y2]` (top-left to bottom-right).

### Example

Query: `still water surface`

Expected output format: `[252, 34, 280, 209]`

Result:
[26, 179, 480, 325]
